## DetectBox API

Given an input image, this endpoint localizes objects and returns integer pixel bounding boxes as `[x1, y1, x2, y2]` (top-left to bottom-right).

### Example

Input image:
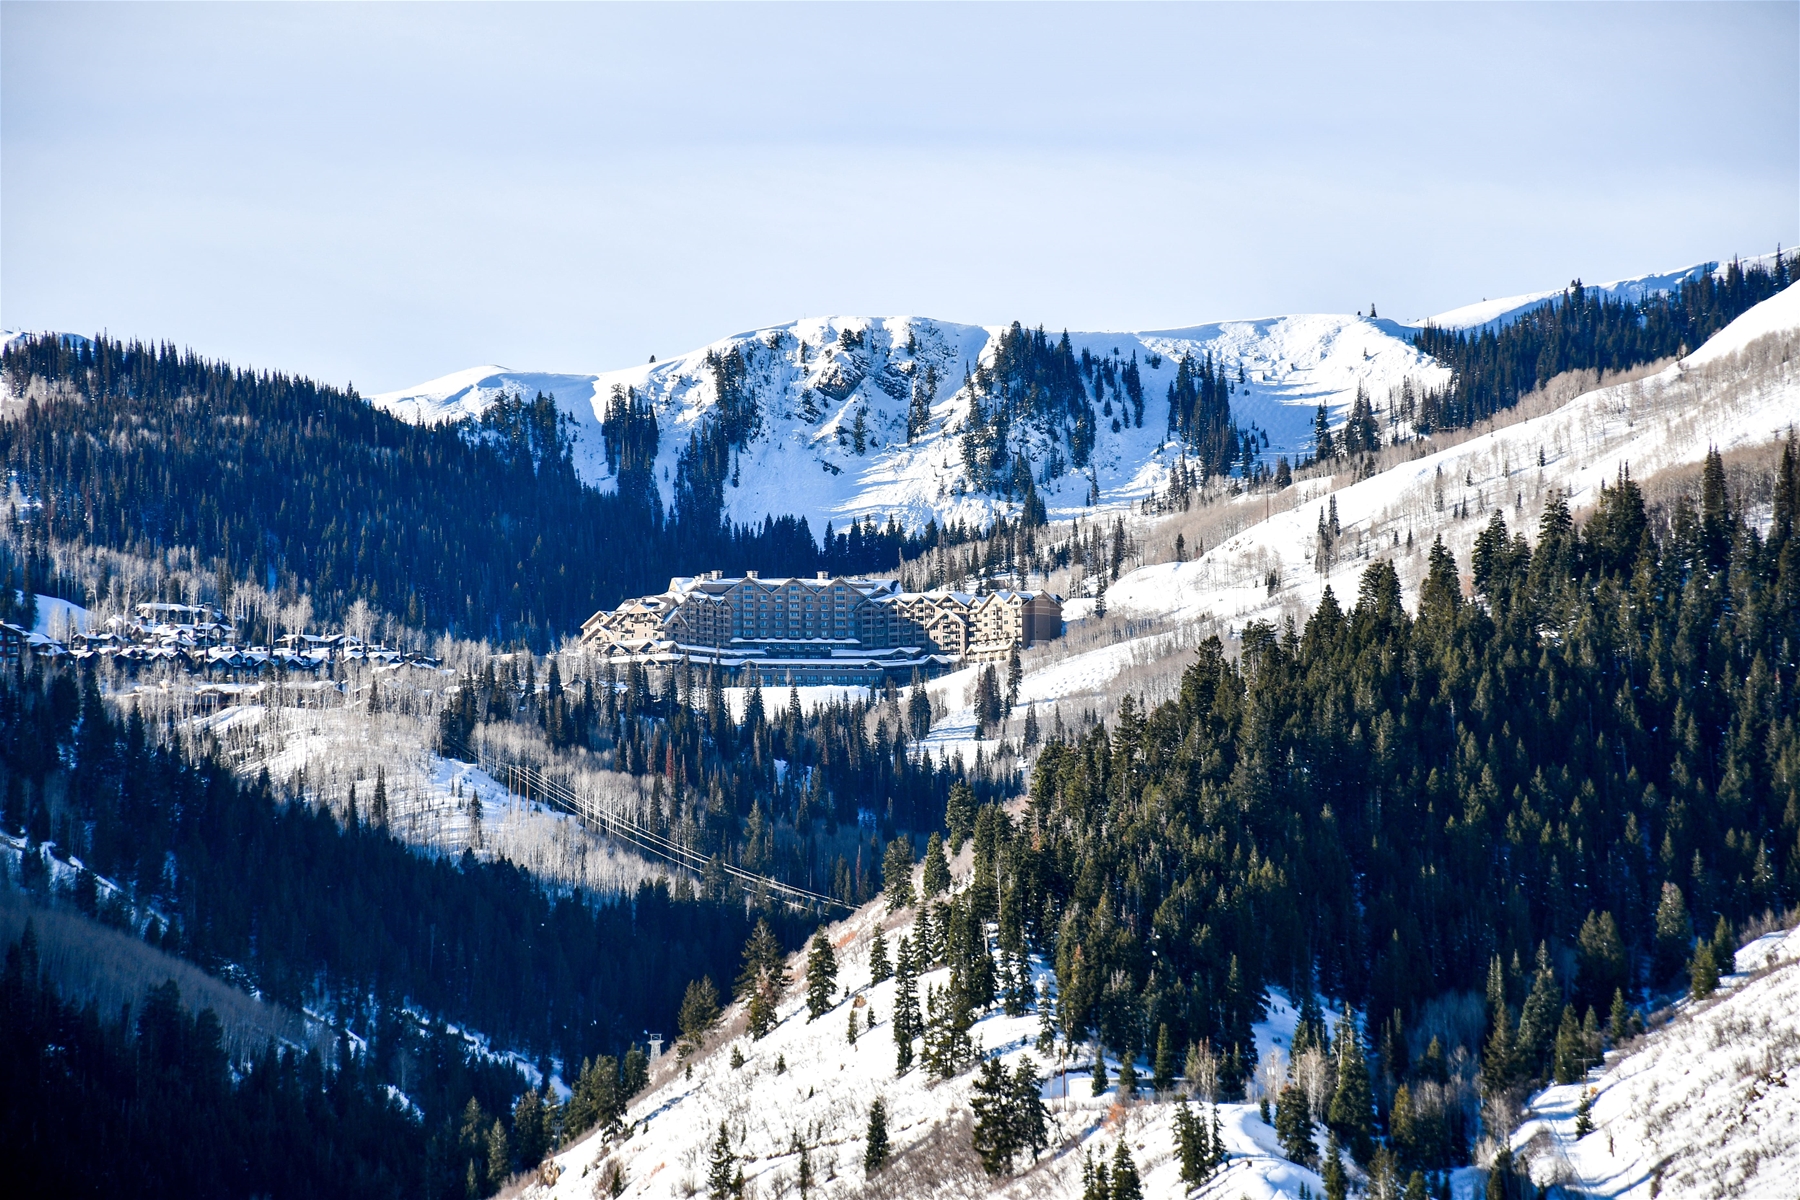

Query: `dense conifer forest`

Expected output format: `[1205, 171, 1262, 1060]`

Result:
[869, 444, 1799, 1172]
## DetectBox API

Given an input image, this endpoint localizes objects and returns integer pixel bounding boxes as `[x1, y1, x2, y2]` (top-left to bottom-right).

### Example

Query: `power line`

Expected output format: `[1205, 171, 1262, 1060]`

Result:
[439, 735, 853, 913]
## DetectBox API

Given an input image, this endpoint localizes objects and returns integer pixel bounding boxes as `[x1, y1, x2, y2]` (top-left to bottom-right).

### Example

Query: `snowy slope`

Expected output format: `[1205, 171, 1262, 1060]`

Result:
[1413, 251, 1787, 332]
[1505, 924, 1800, 1200]
[525, 866, 1336, 1200]
[374, 313, 1446, 535]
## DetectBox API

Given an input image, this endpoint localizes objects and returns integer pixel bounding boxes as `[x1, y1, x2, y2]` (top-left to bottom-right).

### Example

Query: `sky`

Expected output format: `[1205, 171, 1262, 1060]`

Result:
[3, 2, 1795, 394]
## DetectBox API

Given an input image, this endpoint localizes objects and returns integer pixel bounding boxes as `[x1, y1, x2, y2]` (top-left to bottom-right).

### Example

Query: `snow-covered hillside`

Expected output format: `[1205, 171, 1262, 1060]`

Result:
[369, 257, 1757, 538]
[1504, 924, 1800, 1200]
[525, 854, 1344, 1200]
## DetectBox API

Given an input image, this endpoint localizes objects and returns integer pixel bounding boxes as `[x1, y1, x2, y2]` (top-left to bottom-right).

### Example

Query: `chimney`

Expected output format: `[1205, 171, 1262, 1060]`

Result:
[746, 570, 759, 580]
[817, 571, 829, 580]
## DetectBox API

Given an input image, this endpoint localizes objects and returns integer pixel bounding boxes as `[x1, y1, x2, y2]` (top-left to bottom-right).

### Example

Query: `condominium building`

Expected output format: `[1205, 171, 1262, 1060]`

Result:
[580, 572, 1062, 687]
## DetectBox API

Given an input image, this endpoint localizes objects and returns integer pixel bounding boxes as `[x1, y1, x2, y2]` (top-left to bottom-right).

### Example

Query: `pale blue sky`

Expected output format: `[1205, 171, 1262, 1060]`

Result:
[3, 2, 1794, 393]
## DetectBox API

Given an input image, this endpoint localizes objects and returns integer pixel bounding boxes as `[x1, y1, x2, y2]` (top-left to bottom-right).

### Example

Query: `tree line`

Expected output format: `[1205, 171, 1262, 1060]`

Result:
[1410, 254, 1795, 432]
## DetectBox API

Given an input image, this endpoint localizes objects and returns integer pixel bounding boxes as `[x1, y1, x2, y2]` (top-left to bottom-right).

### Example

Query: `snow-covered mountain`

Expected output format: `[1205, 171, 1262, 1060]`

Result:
[368, 257, 1762, 537]
[375, 314, 1444, 534]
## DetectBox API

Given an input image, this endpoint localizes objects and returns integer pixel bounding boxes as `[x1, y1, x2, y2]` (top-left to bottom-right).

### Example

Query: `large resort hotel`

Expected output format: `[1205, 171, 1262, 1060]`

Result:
[580, 572, 1063, 688]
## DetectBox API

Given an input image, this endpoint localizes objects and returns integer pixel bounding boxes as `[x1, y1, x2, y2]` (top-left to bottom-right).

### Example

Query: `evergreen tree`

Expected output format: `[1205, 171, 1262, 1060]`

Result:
[1109, 1139, 1143, 1200]
[1552, 1005, 1583, 1084]
[679, 977, 721, 1057]
[1326, 1011, 1374, 1163]
[707, 1122, 739, 1200]
[1653, 881, 1692, 983]
[1575, 910, 1627, 1017]
[869, 925, 892, 984]
[921, 832, 951, 897]
[1175, 1100, 1217, 1187]
[1275, 1084, 1317, 1168]
[1482, 999, 1516, 1097]
[1081, 1148, 1111, 1200]
[970, 1057, 1019, 1175]
[805, 929, 838, 1021]
[486, 1118, 510, 1191]
[1608, 989, 1630, 1045]
[1689, 941, 1720, 999]
[946, 783, 976, 853]
[864, 1098, 890, 1176]
[1153, 1023, 1174, 1093]
[1389, 1082, 1419, 1169]
[1322, 1132, 1348, 1200]
[738, 919, 787, 1040]
[883, 836, 915, 911]
[893, 935, 920, 1074]
[1516, 956, 1562, 1078]
[511, 1088, 550, 1170]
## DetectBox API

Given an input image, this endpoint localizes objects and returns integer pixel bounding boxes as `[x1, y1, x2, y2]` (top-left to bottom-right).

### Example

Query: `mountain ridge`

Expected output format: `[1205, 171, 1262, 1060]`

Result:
[370, 256, 1765, 537]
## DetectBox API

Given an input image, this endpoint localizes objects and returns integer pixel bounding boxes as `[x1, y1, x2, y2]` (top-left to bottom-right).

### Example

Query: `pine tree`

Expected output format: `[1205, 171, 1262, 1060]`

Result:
[893, 935, 919, 1074]
[1575, 1088, 1595, 1138]
[1322, 1132, 1348, 1200]
[921, 832, 951, 897]
[1091, 1044, 1110, 1096]
[1175, 1100, 1213, 1187]
[738, 919, 786, 1040]
[1710, 914, 1734, 973]
[1552, 1005, 1583, 1084]
[1327, 1010, 1374, 1163]
[1482, 997, 1516, 1097]
[1389, 1082, 1418, 1169]
[847, 1005, 859, 1044]
[869, 925, 892, 984]
[1653, 882, 1691, 982]
[1689, 940, 1720, 999]
[805, 929, 838, 1021]
[882, 837, 915, 912]
[1275, 1084, 1317, 1168]
[970, 1057, 1019, 1175]
[1608, 988, 1629, 1045]
[1012, 1059, 1048, 1163]
[486, 1118, 509, 1190]
[707, 1122, 738, 1200]
[864, 1098, 890, 1176]
[1116, 1053, 1138, 1099]
[946, 783, 975, 853]
[1081, 1149, 1111, 1200]
[1035, 981, 1057, 1053]
[679, 976, 720, 1057]
[1153, 1023, 1174, 1093]
[1110, 1139, 1143, 1200]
